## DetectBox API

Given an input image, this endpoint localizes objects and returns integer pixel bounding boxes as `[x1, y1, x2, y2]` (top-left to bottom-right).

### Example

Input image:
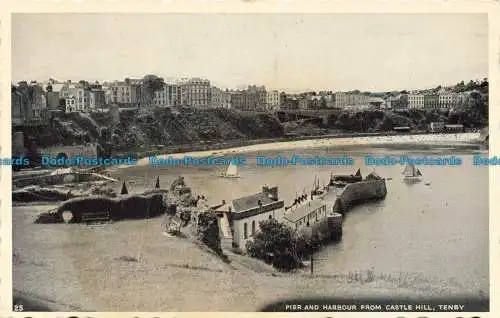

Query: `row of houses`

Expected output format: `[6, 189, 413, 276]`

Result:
[385, 91, 472, 110]
[12, 77, 484, 126]
[283, 90, 477, 111]
[229, 86, 280, 111]
[11, 84, 49, 126]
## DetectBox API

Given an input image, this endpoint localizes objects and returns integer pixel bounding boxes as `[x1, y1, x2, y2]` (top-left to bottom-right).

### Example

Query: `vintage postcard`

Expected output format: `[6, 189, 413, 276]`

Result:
[1, 0, 499, 316]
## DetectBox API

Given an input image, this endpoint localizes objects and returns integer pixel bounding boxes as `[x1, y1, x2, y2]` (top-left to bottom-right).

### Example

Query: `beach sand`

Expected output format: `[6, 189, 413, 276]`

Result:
[127, 133, 481, 168]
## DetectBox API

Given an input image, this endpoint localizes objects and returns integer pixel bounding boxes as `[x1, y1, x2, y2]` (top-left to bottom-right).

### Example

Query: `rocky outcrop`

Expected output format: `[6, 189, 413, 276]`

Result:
[35, 192, 167, 224]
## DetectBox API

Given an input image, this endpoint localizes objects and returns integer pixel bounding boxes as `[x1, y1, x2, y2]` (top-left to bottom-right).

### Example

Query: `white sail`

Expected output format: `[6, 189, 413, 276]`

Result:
[403, 163, 416, 177]
[225, 161, 239, 177]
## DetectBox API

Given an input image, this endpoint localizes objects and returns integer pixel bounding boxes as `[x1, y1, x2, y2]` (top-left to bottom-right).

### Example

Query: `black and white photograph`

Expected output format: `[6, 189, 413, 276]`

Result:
[9, 12, 491, 312]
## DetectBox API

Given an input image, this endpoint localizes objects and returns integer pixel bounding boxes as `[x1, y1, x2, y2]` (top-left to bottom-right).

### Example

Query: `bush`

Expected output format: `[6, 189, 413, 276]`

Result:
[196, 211, 224, 256]
[246, 219, 305, 271]
[170, 176, 186, 191]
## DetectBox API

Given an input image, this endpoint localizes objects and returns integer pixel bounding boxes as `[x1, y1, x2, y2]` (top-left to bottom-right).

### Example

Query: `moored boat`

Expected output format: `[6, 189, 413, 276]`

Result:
[329, 168, 362, 187]
[218, 161, 241, 178]
[402, 163, 422, 182]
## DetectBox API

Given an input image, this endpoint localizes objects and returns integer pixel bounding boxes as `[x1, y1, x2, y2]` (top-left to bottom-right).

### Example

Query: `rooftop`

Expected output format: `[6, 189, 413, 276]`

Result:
[231, 192, 276, 213]
[283, 199, 326, 223]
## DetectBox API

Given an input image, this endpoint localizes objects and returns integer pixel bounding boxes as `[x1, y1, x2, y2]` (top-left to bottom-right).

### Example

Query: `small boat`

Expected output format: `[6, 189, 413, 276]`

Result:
[330, 168, 362, 185]
[402, 163, 422, 182]
[311, 175, 325, 196]
[218, 161, 241, 178]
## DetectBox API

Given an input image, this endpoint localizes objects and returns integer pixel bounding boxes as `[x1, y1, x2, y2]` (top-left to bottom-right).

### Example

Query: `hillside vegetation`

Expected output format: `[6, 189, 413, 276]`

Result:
[20, 102, 487, 154]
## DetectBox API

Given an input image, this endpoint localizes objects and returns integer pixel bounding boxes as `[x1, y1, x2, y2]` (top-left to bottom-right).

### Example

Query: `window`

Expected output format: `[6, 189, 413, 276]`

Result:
[244, 223, 248, 239]
[269, 215, 272, 219]
[251, 221, 256, 236]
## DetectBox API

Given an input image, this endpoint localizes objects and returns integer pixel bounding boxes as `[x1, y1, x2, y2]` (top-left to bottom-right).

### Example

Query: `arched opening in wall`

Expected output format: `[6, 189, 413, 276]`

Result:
[244, 223, 248, 239]
[251, 220, 256, 236]
[61, 211, 73, 224]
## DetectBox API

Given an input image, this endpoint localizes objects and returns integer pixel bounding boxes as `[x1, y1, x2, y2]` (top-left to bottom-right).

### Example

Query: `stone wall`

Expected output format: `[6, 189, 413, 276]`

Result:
[38, 143, 98, 160]
[298, 212, 342, 242]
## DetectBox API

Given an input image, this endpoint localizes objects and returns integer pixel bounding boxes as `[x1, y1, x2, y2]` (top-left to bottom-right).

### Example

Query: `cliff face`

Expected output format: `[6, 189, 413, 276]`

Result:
[23, 108, 284, 152]
[18, 107, 486, 154]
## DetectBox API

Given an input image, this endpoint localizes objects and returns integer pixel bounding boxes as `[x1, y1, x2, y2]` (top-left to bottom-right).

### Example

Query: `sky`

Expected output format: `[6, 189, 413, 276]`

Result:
[11, 13, 488, 92]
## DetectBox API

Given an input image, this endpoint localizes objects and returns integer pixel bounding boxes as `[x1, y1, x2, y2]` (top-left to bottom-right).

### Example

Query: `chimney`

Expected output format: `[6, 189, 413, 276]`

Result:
[222, 200, 226, 205]
[257, 200, 262, 206]
[262, 185, 269, 195]
[265, 186, 279, 201]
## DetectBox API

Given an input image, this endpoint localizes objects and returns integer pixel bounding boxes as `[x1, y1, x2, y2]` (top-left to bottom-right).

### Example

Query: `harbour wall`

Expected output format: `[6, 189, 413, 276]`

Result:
[296, 178, 386, 257]
[298, 213, 343, 243]
[332, 179, 387, 215]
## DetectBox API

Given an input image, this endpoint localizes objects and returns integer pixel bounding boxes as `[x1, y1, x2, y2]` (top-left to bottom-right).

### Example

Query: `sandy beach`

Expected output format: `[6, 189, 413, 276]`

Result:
[125, 133, 481, 168]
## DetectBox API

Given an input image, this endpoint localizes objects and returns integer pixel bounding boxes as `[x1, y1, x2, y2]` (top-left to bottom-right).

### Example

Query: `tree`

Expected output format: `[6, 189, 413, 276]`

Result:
[465, 80, 476, 91]
[246, 219, 304, 271]
[480, 78, 488, 92]
[320, 97, 327, 109]
[454, 80, 465, 93]
[78, 80, 90, 89]
[142, 74, 165, 107]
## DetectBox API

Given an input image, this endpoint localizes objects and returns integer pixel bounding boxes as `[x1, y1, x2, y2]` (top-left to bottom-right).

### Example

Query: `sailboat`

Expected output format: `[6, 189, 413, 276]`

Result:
[218, 161, 240, 178]
[311, 175, 325, 196]
[402, 163, 422, 182]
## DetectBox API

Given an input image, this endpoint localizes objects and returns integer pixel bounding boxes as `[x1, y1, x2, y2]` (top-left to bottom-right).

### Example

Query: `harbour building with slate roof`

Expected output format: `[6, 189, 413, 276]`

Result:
[215, 186, 285, 250]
